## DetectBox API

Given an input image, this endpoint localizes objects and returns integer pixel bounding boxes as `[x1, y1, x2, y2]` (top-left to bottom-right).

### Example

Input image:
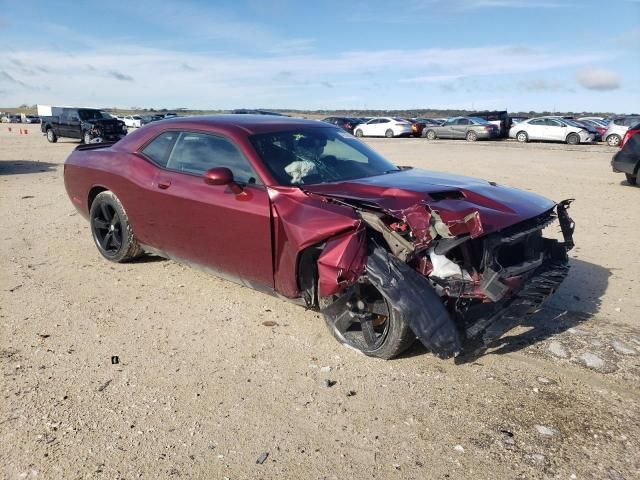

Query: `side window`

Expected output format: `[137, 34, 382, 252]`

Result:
[529, 119, 543, 126]
[167, 131, 260, 185]
[141, 131, 179, 167]
[547, 119, 562, 127]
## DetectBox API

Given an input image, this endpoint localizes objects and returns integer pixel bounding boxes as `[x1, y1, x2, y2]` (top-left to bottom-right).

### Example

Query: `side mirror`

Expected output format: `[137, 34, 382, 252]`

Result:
[203, 167, 243, 194]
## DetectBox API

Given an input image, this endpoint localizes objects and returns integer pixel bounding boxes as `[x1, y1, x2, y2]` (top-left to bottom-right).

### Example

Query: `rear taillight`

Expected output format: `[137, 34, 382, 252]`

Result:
[621, 131, 632, 148]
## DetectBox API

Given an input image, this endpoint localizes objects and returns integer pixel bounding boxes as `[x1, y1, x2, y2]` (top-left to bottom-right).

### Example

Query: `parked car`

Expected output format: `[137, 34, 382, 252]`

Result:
[602, 115, 640, 147]
[140, 114, 164, 125]
[22, 114, 41, 124]
[510, 116, 529, 125]
[63, 115, 575, 360]
[611, 123, 640, 185]
[423, 116, 500, 141]
[576, 119, 607, 141]
[621, 122, 640, 149]
[353, 117, 413, 138]
[41, 107, 127, 143]
[578, 116, 606, 123]
[548, 117, 603, 142]
[509, 117, 594, 145]
[404, 118, 426, 137]
[1, 113, 21, 123]
[468, 111, 511, 137]
[123, 115, 142, 128]
[231, 109, 287, 116]
[163, 112, 179, 119]
[322, 117, 360, 134]
[414, 118, 445, 127]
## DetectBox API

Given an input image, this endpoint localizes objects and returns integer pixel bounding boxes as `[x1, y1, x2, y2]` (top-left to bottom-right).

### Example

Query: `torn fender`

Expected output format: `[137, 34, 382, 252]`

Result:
[365, 246, 462, 358]
[268, 186, 360, 298]
[317, 226, 366, 297]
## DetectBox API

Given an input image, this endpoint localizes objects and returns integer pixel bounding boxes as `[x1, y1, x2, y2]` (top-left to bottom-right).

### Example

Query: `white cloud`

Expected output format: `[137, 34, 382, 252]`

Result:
[576, 68, 621, 91]
[0, 43, 610, 109]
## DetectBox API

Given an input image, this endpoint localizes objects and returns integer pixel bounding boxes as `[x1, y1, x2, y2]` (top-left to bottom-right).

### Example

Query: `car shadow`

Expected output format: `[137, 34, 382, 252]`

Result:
[132, 254, 167, 264]
[0, 160, 57, 175]
[396, 258, 610, 362]
[620, 180, 638, 187]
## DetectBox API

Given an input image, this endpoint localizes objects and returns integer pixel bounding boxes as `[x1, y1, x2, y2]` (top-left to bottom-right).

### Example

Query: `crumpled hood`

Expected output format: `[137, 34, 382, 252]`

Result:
[302, 167, 556, 235]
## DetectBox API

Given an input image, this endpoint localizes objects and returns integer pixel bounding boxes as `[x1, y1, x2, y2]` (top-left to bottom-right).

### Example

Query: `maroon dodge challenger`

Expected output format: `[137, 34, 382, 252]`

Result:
[64, 115, 575, 360]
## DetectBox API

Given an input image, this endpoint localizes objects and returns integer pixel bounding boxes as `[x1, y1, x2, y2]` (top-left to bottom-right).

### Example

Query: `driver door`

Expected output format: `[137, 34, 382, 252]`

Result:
[142, 130, 273, 288]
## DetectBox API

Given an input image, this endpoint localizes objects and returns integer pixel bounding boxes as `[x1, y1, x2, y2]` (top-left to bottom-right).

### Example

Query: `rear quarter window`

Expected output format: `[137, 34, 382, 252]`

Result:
[140, 131, 179, 167]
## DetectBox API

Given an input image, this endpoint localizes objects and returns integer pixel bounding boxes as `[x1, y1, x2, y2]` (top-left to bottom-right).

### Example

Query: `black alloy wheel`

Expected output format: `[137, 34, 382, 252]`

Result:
[92, 202, 123, 257]
[89, 191, 142, 262]
[322, 282, 414, 359]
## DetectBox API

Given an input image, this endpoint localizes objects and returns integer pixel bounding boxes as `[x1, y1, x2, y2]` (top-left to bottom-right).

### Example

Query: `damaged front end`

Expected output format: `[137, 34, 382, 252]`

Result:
[314, 194, 575, 359]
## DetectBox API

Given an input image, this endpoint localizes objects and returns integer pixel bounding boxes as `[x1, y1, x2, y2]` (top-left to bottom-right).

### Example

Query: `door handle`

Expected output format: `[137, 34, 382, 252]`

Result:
[157, 179, 171, 190]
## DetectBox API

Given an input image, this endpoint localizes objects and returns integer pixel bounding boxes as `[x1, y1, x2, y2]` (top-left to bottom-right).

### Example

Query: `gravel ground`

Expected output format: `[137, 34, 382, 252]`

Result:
[1, 125, 639, 479]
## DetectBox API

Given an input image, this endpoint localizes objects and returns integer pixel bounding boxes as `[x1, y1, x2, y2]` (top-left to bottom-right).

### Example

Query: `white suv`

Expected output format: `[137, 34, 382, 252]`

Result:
[603, 115, 640, 147]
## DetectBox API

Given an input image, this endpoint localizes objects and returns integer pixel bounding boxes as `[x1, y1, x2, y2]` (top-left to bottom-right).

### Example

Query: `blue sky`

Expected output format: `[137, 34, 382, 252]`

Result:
[0, 0, 638, 112]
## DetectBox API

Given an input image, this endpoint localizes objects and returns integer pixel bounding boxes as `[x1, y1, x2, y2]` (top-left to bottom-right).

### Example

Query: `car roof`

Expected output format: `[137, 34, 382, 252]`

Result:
[115, 114, 336, 151]
[154, 114, 329, 134]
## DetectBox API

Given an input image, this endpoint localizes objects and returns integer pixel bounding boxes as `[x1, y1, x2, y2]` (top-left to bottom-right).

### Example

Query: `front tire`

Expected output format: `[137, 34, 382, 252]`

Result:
[626, 173, 638, 185]
[321, 283, 415, 359]
[425, 130, 437, 140]
[83, 131, 92, 144]
[566, 133, 580, 145]
[46, 128, 57, 143]
[607, 134, 621, 147]
[385, 129, 394, 138]
[516, 131, 528, 143]
[466, 130, 478, 142]
[355, 129, 363, 137]
[90, 191, 142, 263]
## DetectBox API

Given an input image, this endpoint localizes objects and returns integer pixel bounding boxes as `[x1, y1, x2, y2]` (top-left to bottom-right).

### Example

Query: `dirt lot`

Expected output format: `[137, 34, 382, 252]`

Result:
[1, 125, 639, 480]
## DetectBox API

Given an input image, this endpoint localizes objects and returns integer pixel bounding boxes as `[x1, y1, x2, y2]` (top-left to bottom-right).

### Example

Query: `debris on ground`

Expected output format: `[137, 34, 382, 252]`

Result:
[256, 452, 269, 464]
[534, 425, 558, 437]
[97, 380, 112, 392]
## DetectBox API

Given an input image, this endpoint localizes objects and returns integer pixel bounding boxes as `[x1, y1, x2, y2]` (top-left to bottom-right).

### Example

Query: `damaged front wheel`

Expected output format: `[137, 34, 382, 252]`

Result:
[320, 283, 415, 359]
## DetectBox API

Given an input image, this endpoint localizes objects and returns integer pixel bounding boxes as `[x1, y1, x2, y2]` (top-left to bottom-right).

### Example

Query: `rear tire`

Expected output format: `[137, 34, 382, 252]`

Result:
[626, 173, 638, 185]
[516, 131, 528, 143]
[566, 133, 580, 145]
[425, 130, 437, 140]
[46, 128, 57, 143]
[385, 129, 394, 138]
[607, 134, 621, 147]
[355, 129, 363, 137]
[466, 130, 478, 142]
[89, 191, 142, 263]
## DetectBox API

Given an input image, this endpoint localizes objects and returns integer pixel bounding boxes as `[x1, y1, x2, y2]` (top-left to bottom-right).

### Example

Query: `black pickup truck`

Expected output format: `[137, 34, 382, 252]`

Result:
[41, 108, 127, 143]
